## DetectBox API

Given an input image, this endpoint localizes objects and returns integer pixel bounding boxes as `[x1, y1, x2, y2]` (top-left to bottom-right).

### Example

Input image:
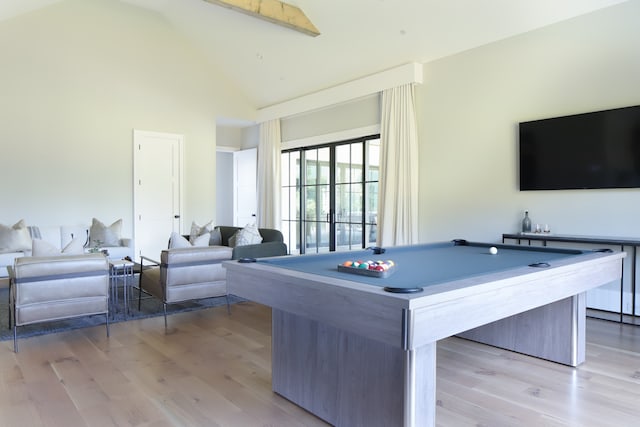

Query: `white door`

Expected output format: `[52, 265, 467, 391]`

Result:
[133, 130, 183, 261]
[233, 148, 257, 226]
[216, 151, 234, 226]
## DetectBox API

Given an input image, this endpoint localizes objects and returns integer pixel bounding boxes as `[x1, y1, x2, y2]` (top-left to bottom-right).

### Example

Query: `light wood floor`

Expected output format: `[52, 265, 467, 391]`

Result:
[1, 301, 639, 426]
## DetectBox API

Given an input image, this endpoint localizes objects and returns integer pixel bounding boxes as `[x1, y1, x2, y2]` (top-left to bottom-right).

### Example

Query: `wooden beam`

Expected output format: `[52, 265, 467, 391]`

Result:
[203, 0, 320, 37]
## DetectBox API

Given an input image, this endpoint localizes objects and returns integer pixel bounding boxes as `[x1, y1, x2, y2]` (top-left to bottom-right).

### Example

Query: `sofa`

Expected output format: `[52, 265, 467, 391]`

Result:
[176, 224, 287, 260]
[215, 225, 288, 260]
[1, 221, 133, 284]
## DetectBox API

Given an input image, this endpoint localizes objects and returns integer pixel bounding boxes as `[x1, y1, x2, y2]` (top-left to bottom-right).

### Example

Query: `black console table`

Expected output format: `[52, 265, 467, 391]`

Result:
[502, 233, 638, 323]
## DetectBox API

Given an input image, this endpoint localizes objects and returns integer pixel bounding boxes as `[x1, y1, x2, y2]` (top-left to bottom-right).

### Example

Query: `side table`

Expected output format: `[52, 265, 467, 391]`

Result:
[109, 260, 134, 319]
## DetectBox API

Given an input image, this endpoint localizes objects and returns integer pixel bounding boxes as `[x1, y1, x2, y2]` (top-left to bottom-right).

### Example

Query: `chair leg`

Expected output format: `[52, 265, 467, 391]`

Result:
[105, 313, 110, 338]
[13, 325, 18, 353]
[225, 295, 231, 315]
[163, 303, 168, 331]
[7, 284, 11, 330]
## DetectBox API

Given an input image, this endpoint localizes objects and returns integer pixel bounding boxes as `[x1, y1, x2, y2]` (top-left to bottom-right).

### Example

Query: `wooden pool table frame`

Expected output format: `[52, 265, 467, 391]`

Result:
[224, 243, 624, 427]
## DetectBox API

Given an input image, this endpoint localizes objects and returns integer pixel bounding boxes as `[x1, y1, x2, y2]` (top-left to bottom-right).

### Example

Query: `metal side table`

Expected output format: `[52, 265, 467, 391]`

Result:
[109, 260, 134, 319]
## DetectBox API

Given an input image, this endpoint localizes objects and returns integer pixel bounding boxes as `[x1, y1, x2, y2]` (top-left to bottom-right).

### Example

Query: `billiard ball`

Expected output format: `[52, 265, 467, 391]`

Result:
[489, 246, 498, 255]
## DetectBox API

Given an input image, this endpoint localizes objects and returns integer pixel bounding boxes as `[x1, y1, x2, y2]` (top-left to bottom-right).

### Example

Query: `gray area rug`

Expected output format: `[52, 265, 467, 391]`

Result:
[0, 286, 244, 341]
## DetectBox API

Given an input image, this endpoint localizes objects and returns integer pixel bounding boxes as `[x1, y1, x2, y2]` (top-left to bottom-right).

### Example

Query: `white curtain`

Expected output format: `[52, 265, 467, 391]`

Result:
[257, 119, 282, 229]
[378, 84, 419, 246]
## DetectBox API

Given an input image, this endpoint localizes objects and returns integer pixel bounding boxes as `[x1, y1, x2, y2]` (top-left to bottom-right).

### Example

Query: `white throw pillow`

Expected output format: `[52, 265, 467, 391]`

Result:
[189, 220, 213, 244]
[230, 224, 263, 248]
[63, 236, 86, 254]
[32, 237, 85, 256]
[0, 219, 32, 253]
[89, 218, 122, 247]
[169, 231, 210, 249]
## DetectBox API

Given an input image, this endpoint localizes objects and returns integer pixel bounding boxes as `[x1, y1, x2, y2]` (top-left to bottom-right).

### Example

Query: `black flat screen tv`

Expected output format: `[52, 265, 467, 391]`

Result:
[519, 105, 640, 191]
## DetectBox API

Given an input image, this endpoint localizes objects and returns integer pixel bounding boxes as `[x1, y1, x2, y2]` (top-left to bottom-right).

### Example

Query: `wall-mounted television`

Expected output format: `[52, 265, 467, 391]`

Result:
[519, 105, 640, 191]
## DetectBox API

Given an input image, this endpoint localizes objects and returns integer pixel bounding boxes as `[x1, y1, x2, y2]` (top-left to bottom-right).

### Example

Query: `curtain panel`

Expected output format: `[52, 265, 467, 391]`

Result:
[257, 119, 282, 229]
[378, 84, 419, 246]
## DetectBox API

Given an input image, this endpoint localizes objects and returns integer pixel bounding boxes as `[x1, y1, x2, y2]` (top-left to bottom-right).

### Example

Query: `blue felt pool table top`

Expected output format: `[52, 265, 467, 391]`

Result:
[259, 240, 589, 291]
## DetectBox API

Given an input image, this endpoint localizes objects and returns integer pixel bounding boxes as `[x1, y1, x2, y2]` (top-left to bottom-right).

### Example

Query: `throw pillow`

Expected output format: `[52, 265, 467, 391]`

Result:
[230, 223, 263, 248]
[189, 220, 213, 244]
[89, 218, 122, 247]
[0, 219, 32, 253]
[169, 231, 210, 249]
[32, 237, 85, 256]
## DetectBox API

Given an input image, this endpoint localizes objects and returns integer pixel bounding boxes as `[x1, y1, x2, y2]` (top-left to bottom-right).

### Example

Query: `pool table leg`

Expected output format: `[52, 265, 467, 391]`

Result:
[457, 294, 586, 366]
[272, 308, 436, 426]
[404, 342, 437, 427]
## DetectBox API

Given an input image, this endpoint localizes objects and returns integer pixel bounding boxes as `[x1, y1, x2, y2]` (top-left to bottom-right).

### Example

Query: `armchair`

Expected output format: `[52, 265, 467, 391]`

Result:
[138, 245, 233, 329]
[9, 253, 110, 352]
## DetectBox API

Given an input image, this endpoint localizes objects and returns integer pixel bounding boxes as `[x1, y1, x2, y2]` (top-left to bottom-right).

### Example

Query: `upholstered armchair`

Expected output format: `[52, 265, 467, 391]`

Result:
[138, 245, 233, 329]
[9, 253, 110, 352]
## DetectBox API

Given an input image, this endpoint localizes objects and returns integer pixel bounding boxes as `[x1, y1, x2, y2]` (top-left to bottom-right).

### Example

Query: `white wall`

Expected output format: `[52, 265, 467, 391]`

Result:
[281, 94, 381, 143]
[0, 0, 255, 236]
[417, 0, 640, 243]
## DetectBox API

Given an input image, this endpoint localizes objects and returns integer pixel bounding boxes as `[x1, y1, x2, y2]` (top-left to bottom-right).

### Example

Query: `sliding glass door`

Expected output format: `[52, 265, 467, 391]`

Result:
[281, 135, 380, 255]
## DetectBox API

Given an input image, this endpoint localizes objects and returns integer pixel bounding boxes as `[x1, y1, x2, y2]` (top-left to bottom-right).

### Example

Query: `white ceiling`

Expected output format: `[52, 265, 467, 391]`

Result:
[0, 0, 630, 109]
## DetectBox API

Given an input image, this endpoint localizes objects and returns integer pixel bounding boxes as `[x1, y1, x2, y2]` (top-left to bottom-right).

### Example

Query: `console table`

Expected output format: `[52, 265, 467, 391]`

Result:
[502, 233, 638, 323]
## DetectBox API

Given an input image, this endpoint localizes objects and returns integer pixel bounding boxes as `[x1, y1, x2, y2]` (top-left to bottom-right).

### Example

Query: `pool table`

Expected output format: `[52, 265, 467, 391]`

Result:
[223, 240, 624, 427]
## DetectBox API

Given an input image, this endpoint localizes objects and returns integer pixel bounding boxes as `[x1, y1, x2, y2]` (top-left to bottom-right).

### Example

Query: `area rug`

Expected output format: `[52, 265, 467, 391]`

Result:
[0, 286, 245, 341]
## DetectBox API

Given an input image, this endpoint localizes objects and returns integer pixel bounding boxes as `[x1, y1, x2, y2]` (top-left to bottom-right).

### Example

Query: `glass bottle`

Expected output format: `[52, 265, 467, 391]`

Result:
[522, 211, 532, 233]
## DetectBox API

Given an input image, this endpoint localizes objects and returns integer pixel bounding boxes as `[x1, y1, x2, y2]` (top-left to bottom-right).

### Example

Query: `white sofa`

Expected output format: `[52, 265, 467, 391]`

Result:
[1, 224, 132, 283]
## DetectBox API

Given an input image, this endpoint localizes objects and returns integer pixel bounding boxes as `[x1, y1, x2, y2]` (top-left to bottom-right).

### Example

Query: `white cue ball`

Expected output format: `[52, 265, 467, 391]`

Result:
[489, 246, 498, 255]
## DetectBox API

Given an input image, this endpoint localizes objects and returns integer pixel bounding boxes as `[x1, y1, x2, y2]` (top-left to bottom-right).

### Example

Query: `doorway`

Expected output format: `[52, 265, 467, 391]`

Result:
[133, 130, 183, 261]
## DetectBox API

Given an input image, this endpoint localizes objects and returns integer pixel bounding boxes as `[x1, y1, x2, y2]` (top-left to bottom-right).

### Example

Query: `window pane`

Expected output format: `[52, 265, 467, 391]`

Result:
[335, 145, 350, 184]
[366, 182, 378, 223]
[281, 153, 290, 187]
[350, 143, 363, 182]
[318, 147, 330, 185]
[281, 187, 290, 220]
[288, 221, 300, 255]
[365, 223, 377, 246]
[318, 184, 330, 222]
[366, 139, 380, 181]
[317, 222, 330, 253]
[350, 183, 363, 222]
[305, 150, 317, 185]
[335, 183, 350, 222]
[304, 221, 312, 248]
[291, 151, 300, 186]
[305, 187, 317, 221]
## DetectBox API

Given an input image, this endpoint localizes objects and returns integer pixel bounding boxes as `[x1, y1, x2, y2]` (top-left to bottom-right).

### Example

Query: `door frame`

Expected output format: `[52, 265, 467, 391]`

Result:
[132, 129, 184, 260]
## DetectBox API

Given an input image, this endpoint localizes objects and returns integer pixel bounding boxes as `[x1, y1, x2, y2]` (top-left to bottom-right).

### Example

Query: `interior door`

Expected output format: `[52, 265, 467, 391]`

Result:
[233, 148, 257, 226]
[133, 130, 183, 261]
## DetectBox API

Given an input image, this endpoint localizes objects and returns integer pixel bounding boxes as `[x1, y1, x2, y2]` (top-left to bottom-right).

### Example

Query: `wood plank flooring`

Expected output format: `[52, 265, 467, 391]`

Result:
[1, 301, 639, 426]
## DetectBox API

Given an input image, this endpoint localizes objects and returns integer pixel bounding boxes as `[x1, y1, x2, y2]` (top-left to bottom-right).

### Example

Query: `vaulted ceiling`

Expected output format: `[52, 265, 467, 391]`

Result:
[0, 0, 629, 108]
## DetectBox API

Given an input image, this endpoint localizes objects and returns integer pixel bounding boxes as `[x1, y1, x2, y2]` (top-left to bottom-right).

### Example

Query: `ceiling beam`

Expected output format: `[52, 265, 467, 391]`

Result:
[203, 0, 320, 37]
